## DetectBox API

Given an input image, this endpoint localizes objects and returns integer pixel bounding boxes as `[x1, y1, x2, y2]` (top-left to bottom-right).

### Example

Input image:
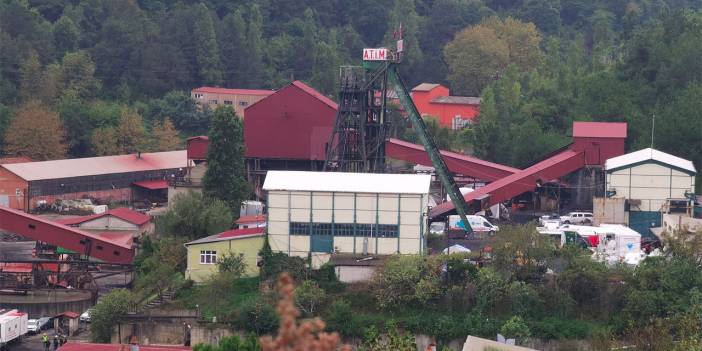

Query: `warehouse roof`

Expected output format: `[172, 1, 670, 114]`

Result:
[192, 86, 274, 96]
[2, 150, 187, 181]
[605, 148, 696, 174]
[185, 227, 265, 246]
[57, 207, 152, 227]
[291, 80, 338, 109]
[573, 121, 627, 138]
[262, 171, 432, 194]
[431, 96, 481, 105]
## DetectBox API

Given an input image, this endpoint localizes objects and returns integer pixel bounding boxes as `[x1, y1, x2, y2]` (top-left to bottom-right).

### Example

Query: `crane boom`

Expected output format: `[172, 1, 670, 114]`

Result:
[386, 63, 473, 233]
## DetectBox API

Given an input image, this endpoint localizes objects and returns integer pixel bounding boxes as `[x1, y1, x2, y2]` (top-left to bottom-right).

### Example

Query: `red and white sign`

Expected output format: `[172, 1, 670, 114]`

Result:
[363, 48, 389, 61]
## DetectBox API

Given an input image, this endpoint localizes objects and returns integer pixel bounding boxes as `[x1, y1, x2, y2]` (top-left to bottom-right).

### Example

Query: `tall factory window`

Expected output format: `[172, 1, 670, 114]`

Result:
[200, 250, 217, 264]
[290, 222, 398, 238]
[290, 222, 310, 235]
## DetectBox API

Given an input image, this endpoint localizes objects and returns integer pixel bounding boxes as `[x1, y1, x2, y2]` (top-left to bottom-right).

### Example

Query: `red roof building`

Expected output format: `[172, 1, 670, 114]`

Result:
[57, 207, 152, 228]
[571, 121, 627, 165]
[410, 83, 481, 130]
[236, 214, 266, 229]
[244, 81, 337, 161]
[0, 151, 186, 211]
[191, 86, 274, 118]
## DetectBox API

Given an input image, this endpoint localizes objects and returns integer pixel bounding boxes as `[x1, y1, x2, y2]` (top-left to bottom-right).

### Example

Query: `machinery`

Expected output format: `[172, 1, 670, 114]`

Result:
[324, 37, 474, 233]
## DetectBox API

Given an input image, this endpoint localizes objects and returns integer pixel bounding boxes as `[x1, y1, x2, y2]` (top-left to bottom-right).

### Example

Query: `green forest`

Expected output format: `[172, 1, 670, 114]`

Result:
[0, 0, 701, 188]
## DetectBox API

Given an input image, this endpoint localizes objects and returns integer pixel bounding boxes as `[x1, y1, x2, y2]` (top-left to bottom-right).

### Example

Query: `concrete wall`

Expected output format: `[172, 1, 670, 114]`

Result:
[593, 197, 627, 225]
[268, 190, 427, 263]
[335, 266, 376, 283]
[185, 236, 265, 283]
[607, 162, 696, 211]
[662, 213, 702, 233]
[0, 290, 93, 319]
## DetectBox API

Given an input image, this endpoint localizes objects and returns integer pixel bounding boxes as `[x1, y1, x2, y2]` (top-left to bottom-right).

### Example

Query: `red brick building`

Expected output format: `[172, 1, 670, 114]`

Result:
[410, 83, 480, 130]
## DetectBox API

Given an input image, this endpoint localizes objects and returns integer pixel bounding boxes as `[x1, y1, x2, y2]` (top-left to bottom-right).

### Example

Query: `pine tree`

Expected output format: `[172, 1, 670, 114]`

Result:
[310, 35, 340, 96]
[246, 4, 264, 86]
[193, 3, 223, 86]
[151, 118, 181, 151]
[4, 101, 67, 160]
[220, 10, 247, 87]
[202, 106, 249, 214]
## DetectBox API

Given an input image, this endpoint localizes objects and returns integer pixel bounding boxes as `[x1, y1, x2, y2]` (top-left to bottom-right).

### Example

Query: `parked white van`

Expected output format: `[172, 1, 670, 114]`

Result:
[448, 215, 499, 237]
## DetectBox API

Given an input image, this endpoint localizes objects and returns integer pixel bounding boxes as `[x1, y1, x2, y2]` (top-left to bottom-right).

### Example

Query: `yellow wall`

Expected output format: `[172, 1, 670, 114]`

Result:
[185, 235, 264, 283]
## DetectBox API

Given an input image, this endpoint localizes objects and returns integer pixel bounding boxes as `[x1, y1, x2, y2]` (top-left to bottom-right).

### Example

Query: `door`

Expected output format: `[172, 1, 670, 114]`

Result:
[628, 211, 661, 239]
[311, 234, 333, 253]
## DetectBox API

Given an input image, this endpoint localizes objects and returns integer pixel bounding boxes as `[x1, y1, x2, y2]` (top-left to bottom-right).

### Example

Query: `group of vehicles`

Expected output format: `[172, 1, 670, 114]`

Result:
[0, 308, 92, 349]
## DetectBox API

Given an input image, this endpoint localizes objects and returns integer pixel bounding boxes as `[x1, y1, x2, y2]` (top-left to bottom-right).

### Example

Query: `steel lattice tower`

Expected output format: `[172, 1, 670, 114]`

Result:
[324, 64, 390, 173]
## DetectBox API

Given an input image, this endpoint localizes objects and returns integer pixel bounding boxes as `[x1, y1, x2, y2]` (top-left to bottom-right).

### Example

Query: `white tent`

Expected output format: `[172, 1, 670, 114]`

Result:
[443, 244, 471, 254]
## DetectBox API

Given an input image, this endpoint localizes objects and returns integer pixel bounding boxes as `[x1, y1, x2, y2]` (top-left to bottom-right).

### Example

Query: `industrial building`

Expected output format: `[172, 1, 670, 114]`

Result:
[409, 83, 480, 129]
[0, 150, 187, 211]
[191, 86, 274, 118]
[57, 207, 154, 235]
[244, 81, 337, 197]
[168, 137, 208, 203]
[605, 148, 697, 234]
[263, 170, 431, 267]
[184, 227, 265, 283]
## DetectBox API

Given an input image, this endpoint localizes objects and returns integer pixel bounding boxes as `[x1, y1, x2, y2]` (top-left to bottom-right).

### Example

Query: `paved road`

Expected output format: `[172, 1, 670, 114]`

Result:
[9, 328, 56, 351]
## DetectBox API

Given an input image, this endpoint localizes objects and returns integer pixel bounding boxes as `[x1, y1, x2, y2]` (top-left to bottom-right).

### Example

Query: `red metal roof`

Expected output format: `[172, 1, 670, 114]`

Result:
[291, 81, 338, 109]
[572, 121, 627, 138]
[0, 156, 33, 164]
[430, 150, 586, 218]
[56, 207, 151, 227]
[59, 343, 191, 351]
[0, 263, 33, 273]
[57, 311, 80, 319]
[1, 150, 186, 181]
[185, 227, 264, 245]
[133, 179, 168, 190]
[192, 86, 274, 96]
[236, 214, 266, 224]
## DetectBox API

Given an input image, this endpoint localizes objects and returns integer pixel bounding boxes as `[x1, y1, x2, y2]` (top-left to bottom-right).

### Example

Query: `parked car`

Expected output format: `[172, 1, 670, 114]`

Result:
[560, 211, 594, 225]
[27, 319, 39, 334]
[80, 309, 92, 322]
[429, 221, 446, 235]
[539, 214, 561, 227]
[37, 317, 50, 330]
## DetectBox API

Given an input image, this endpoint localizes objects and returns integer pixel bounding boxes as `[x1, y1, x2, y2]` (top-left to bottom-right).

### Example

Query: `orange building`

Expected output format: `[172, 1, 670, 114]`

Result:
[191, 87, 274, 118]
[410, 83, 480, 130]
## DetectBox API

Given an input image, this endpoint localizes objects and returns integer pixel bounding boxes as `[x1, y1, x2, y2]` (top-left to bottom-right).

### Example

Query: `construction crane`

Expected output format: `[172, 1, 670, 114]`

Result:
[325, 41, 474, 234]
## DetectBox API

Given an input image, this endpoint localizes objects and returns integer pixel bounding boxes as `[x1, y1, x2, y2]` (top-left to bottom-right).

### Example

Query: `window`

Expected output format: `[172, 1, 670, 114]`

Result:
[209, 100, 218, 105]
[224, 100, 233, 105]
[193, 93, 204, 99]
[289, 222, 398, 238]
[239, 101, 248, 107]
[200, 250, 217, 264]
[290, 222, 310, 235]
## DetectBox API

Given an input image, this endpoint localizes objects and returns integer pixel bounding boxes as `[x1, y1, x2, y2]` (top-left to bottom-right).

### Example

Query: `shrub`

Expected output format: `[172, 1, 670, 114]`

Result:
[295, 280, 326, 315]
[234, 297, 279, 335]
[324, 299, 354, 336]
[500, 316, 531, 340]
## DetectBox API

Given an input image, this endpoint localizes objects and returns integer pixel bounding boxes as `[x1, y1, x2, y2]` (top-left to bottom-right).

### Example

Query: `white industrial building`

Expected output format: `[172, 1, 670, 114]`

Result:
[263, 171, 431, 267]
[605, 148, 696, 234]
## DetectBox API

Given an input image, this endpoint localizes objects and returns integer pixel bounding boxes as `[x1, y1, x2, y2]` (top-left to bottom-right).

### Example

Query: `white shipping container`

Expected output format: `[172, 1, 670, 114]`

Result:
[0, 309, 28, 345]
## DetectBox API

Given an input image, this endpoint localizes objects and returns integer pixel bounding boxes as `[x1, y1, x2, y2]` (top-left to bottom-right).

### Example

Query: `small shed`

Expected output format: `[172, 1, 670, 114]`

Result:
[328, 254, 388, 283]
[54, 311, 80, 336]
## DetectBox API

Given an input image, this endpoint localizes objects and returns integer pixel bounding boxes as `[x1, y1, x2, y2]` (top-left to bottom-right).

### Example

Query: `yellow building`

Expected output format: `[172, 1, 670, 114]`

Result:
[263, 171, 431, 267]
[184, 227, 264, 283]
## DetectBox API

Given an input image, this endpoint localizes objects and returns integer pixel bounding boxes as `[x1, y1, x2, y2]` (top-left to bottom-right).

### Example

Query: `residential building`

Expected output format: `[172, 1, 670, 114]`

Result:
[0, 151, 187, 211]
[244, 81, 337, 197]
[410, 83, 480, 130]
[605, 148, 696, 235]
[184, 227, 265, 283]
[263, 170, 431, 267]
[191, 87, 274, 118]
[56, 207, 154, 234]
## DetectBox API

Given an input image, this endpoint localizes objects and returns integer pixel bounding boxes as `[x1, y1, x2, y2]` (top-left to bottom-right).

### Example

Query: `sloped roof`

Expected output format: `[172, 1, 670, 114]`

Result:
[2, 150, 187, 181]
[0, 157, 33, 164]
[133, 179, 168, 190]
[263, 171, 431, 194]
[192, 87, 274, 96]
[573, 122, 627, 138]
[56, 207, 152, 227]
[431, 96, 481, 105]
[291, 81, 338, 109]
[412, 83, 441, 92]
[185, 227, 265, 246]
[605, 148, 696, 174]
[236, 214, 266, 224]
